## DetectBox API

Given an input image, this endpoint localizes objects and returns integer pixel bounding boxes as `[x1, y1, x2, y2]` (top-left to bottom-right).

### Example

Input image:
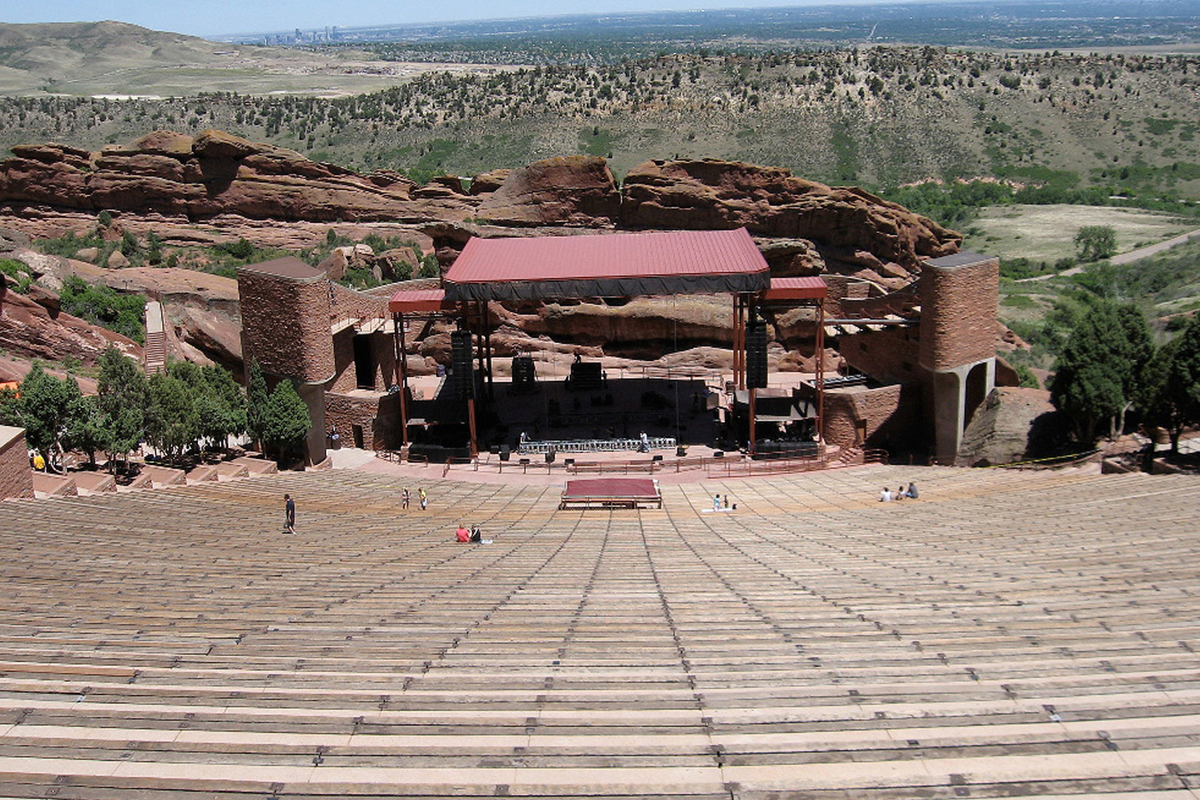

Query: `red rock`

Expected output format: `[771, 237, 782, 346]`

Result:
[622, 159, 960, 269]
[476, 156, 619, 227]
[469, 169, 511, 195]
[0, 281, 140, 366]
[10, 143, 93, 169]
[192, 129, 262, 160]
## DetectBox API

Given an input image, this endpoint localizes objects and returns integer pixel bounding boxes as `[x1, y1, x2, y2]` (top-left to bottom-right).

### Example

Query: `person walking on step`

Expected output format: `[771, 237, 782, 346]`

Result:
[419, 487, 428, 510]
[284, 493, 296, 534]
[401, 487, 410, 510]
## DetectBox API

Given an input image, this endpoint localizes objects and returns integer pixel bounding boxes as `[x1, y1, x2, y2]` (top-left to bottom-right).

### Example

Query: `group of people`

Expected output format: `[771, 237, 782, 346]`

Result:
[880, 482, 919, 502]
[400, 487, 428, 510]
[455, 523, 491, 544]
[283, 485, 430, 536]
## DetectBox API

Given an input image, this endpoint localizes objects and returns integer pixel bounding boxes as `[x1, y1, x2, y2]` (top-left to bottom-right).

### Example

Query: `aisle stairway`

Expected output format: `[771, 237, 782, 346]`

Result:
[0, 466, 1198, 797]
[142, 300, 167, 375]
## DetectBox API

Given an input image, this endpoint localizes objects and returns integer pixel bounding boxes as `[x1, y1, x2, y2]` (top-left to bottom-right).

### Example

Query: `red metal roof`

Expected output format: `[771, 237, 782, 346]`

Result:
[763, 276, 828, 301]
[448, 228, 767, 283]
[387, 288, 452, 314]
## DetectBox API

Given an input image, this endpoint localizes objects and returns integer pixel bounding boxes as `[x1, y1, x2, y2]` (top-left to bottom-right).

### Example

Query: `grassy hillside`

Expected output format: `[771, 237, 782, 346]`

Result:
[2, 43, 1200, 204]
[0, 21, 456, 98]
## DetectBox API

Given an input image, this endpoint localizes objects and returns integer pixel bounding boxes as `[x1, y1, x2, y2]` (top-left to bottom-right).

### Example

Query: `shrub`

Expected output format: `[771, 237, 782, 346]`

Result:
[0, 258, 32, 293]
[59, 275, 146, 344]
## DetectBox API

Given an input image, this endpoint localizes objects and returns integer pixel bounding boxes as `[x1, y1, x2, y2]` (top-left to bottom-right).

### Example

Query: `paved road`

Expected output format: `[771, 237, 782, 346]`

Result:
[1110, 226, 1200, 265]
[1018, 226, 1200, 282]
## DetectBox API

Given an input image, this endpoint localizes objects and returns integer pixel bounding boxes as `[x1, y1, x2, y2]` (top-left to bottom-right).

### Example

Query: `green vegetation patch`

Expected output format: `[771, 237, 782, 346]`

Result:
[60, 275, 146, 344]
[0, 258, 33, 293]
[581, 125, 619, 158]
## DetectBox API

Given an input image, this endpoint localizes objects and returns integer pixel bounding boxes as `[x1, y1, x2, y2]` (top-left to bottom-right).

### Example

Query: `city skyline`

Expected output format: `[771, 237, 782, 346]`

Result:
[3, 0, 956, 39]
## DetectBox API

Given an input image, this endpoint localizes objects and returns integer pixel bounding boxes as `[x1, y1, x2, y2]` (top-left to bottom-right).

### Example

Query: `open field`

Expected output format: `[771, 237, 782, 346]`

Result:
[965, 205, 1199, 263]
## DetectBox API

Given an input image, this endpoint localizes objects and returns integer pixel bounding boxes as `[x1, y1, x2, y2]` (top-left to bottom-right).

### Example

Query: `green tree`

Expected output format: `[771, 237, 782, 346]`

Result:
[145, 372, 200, 463]
[1142, 315, 1200, 453]
[1140, 338, 1188, 453]
[1049, 299, 1152, 445]
[15, 364, 86, 472]
[1074, 225, 1118, 262]
[96, 346, 146, 470]
[67, 394, 109, 468]
[246, 358, 269, 450]
[167, 361, 246, 452]
[261, 379, 311, 462]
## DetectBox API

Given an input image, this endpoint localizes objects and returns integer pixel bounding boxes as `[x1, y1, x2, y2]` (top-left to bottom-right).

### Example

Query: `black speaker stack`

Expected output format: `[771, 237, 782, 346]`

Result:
[450, 330, 474, 400]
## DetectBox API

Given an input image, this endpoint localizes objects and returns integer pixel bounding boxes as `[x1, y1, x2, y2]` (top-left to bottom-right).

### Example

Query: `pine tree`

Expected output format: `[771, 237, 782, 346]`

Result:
[246, 359, 269, 452]
[96, 346, 146, 470]
[261, 379, 311, 463]
[1049, 299, 1151, 445]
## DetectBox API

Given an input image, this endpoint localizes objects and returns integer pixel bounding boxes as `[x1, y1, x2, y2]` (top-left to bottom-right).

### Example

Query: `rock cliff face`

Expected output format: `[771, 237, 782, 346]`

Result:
[476, 156, 620, 227]
[0, 130, 474, 224]
[0, 132, 960, 272]
[0, 278, 140, 366]
[0, 130, 967, 375]
[622, 159, 960, 274]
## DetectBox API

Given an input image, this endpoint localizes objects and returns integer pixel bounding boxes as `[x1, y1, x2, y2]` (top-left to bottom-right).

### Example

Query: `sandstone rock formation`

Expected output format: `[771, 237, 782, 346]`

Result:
[476, 156, 620, 227]
[622, 159, 960, 274]
[0, 278, 140, 366]
[0, 130, 474, 225]
[95, 267, 243, 371]
[0, 131, 971, 380]
[958, 387, 1057, 467]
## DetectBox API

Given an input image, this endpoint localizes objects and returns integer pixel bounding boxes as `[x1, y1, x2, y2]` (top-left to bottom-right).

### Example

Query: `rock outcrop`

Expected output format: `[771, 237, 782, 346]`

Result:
[622, 159, 960, 273]
[958, 387, 1057, 467]
[0, 130, 475, 224]
[0, 135, 961, 278]
[476, 156, 620, 227]
[0, 279, 140, 366]
[0, 131, 970, 376]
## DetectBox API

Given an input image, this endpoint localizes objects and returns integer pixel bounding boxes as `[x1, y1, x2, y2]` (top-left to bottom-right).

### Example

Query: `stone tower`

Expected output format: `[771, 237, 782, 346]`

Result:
[237, 257, 334, 465]
[918, 251, 999, 463]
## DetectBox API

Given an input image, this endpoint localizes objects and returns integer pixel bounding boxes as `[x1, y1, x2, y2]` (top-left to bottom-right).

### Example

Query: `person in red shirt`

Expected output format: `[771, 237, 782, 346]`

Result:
[456, 524, 470, 543]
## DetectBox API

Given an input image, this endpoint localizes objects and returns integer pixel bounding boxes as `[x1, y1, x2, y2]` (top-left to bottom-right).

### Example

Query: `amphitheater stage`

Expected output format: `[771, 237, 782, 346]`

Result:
[1, 465, 1199, 797]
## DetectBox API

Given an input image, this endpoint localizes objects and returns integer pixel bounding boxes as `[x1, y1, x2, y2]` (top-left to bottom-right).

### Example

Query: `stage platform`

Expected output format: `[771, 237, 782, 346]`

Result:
[558, 477, 663, 509]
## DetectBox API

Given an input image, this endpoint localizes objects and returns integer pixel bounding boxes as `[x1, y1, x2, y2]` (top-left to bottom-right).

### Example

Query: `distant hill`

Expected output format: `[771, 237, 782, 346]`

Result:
[1, 20, 1200, 206]
[0, 22, 230, 94]
[0, 21, 416, 98]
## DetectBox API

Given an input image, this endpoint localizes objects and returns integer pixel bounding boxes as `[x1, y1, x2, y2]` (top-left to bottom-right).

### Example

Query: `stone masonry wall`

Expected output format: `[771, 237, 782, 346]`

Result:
[822, 384, 921, 451]
[325, 391, 402, 451]
[239, 270, 335, 384]
[330, 330, 399, 394]
[839, 326, 924, 388]
[919, 257, 999, 371]
[0, 427, 34, 500]
[330, 284, 389, 326]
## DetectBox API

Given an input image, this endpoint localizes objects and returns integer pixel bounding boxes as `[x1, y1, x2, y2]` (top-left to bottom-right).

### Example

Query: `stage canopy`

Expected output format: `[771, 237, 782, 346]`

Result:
[441, 228, 771, 302]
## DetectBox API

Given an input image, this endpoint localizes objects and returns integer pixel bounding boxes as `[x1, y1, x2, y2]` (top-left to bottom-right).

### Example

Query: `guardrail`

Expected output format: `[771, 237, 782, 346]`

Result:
[383, 445, 895, 479]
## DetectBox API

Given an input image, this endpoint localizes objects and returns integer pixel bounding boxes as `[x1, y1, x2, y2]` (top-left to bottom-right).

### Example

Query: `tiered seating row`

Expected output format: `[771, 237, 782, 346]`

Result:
[0, 467, 1196, 797]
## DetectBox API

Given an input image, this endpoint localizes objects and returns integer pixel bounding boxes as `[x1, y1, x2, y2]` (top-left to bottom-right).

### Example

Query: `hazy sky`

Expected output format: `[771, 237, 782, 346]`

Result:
[0, 0, 881, 38]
